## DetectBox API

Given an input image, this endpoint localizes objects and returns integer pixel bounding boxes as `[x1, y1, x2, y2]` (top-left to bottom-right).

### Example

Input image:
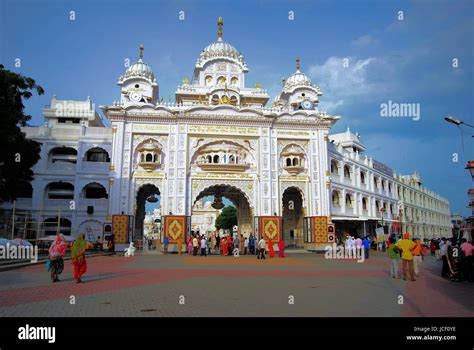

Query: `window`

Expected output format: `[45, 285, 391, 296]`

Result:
[46, 182, 74, 199]
[217, 76, 226, 84]
[146, 153, 153, 162]
[83, 183, 108, 199]
[49, 147, 77, 164]
[346, 194, 353, 208]
[292, 158, 298, 166]
[344, 165, 351, 179]
[231, 77, 238, 85]
[213, 155, 220, 163]
[85, 147, 110, 162]
[286, 158, 292, 167]
[211, 94, 219, 105]
[362, 198, 368, 210]
[332, 191, 341, 207]
[361, 171, 366, 184]
[331, 160, 339, 175]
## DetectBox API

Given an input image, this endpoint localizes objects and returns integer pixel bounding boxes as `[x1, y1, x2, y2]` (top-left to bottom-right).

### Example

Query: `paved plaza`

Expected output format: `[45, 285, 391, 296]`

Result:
[0, 251, 472, 317]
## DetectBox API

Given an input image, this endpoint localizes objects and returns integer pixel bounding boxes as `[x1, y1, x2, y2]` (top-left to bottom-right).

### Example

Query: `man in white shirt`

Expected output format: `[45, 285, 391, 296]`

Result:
[200, 236, 207, 256]
[258, 237, 266, 260]
[244, 237, 249, 255]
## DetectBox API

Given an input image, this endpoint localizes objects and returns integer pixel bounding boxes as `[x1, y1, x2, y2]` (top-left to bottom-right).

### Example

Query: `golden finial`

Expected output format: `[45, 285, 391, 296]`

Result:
[255, 82, 261, 89]
[182, 78, 189, 84]
[296, 56, 301, 71]
[218, 16, 223, 39]
[139, 44, 144, 60]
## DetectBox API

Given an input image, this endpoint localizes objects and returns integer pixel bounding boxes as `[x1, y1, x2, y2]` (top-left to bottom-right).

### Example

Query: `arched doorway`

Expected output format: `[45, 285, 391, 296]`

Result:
[282, 187, 304, 248]
[193, 184, 253, 238]
[134, 184, 161, 239]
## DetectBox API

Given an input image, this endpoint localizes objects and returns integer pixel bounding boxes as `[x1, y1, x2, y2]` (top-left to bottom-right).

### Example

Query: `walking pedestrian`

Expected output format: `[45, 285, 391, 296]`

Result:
[388, 237, 399, 278]
[412, 238, 423, 276]
[278, 239, 285, 258]
[71, 233, 88, 284]
[440, 237, 449, 278]
[48, 233, 69, 283]
[163, 235, 169, 255]
[192, 235, 198, 256]
[268, 238, 275, 258]
[249, 234, 256, 255]
[395, 233, 416, 281]
[363, 236, 371, 259]
[187, 236, 193, 255]
[460, 238, 473, 282]
[201, 235, 207, 256]
[244, 236, 249, 255]
[258, 236, 266, 260]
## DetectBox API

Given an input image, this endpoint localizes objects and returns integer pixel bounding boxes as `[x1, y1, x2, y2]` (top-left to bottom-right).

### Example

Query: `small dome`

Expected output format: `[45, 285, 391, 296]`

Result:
[283, 57, 322, 94]
[121, 59, 155, 81]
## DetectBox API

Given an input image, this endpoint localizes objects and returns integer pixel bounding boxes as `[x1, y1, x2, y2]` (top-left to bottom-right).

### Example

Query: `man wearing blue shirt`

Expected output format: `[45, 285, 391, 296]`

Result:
[363, 236, 371, 259]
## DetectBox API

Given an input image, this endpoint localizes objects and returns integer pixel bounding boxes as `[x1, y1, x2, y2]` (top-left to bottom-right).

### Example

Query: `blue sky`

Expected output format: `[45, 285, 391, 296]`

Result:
[1, 0, 473, 216]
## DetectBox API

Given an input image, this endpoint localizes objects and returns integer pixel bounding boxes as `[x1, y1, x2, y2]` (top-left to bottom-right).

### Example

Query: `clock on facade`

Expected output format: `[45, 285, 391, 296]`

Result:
[301, 99, 314, 110]
[129, 91, 143, 102]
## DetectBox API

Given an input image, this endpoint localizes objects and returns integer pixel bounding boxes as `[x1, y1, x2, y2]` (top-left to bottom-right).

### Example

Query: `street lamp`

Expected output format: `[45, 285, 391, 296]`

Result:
[445, 116, 474, 128]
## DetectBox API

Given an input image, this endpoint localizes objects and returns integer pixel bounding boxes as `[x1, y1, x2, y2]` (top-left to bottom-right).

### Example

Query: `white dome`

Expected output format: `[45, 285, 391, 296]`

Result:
[196, 38, 247, 69]
[121, 59, 155, 82]
[284, 70, 314, 91]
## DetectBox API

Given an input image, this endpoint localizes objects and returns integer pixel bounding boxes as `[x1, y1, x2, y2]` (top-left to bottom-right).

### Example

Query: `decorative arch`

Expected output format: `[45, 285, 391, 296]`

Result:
[280, 182, 306, 209]
[83, 146, 111, 162]
[191, 180, 254, 210]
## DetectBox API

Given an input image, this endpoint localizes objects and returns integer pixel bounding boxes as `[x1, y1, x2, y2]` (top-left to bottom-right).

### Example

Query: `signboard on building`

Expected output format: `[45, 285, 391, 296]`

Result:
[373, 160, 394, 177]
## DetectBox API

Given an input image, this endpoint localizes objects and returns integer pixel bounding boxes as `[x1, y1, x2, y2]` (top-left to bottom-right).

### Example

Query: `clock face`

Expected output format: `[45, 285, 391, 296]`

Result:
[302, 99, 314, 110]
[129, 91, 142, 102]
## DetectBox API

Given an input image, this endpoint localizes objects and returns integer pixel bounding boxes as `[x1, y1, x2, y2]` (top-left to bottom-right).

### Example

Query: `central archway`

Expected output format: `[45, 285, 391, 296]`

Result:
[192, 184, 253, 238]
[134, 183, 161, 239]
[282, 186, 305, 248]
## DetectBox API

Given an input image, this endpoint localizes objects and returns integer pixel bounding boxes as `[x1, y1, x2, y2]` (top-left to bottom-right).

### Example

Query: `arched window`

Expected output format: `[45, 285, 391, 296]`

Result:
[213, 155, 220, 163]
[332, 191, 341, 207]
[361, 171, 366, 184]
[231, 77, 238, 86]
[44, 218, 72, 236]
[49, 147, 77, 164]
[140, 154, 145, 162]
[82, 183, 108, 199]
[230, 96, 238, 106]
[346, 194, 353, 208]
[146, 153, 153, 162]
[46, 182, 74, 199]
[205, 75, 213, 86]
[217, 76, 226, 84]
[206, 155, 212, 163]
[344, 165, 351, 179]
[362, 198, 368, 210]
[331, 160, 339, 175]
[292, 158, 298, 166]
[211, 94, 220, 105]
[153, 154, 158, 163]
[84, 147, 110, 162]
[286, 158, 292, 167]
[229, 155, 235, 164]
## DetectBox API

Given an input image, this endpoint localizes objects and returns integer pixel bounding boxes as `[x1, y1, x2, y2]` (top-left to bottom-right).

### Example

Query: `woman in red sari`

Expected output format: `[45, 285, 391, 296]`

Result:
[268, 238, 275, 258]
[221, 238, 228, 256]
[278, 240, 285, 258]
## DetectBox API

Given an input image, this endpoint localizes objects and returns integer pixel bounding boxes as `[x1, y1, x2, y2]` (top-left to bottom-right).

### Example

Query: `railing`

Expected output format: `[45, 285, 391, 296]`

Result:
[80, 162, 110, 173]
[47, 162, 77, 172]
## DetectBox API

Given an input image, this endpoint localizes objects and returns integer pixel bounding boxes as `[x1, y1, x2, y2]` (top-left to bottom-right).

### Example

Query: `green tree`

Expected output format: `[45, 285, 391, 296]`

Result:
[215, 205, 237, 232]
[0, 65, 43, 202]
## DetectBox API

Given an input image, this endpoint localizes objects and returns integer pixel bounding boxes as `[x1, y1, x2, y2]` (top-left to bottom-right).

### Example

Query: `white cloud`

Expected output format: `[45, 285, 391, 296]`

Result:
[351, 34, 376, 47]
[308, 56, 395, 102]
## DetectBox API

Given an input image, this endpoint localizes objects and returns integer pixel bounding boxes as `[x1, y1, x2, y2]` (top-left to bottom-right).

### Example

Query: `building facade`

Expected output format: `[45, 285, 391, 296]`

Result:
[2, 17, 451, 245]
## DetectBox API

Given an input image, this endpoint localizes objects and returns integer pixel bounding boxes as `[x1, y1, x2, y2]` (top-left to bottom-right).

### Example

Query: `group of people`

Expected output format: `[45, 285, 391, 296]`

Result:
[47, 232, 88, 284]
[342, 235, 372, 259]
[387, 233, 424, 281]
[163, 231, 286, 259]
[433, 237, 473, 282]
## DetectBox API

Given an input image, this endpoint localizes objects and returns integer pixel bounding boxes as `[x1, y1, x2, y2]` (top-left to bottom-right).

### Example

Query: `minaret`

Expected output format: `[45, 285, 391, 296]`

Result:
[139, 44, 144, 62]
[217, 16, 223, 41]
[296, 56, 301, 72]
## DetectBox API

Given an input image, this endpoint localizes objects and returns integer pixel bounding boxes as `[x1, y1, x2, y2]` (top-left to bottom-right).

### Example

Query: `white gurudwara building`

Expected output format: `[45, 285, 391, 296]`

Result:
[3, 17, 451, 247]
